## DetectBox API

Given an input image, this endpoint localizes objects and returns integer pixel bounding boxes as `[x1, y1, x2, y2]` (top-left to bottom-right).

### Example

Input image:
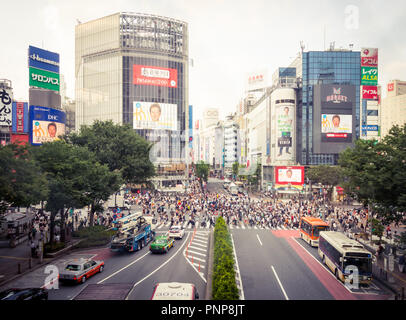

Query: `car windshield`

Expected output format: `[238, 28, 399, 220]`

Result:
[155, 239, 167, 244]
[65, 264, 81, 271]
[313, 226, 328, 237]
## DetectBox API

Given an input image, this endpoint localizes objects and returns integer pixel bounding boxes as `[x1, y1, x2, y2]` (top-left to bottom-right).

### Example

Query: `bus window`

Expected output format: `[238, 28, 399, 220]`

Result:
[312, 226, 329, 238]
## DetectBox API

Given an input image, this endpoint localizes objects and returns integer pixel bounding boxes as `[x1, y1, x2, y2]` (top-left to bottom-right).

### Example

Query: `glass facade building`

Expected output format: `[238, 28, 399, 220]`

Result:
[298, 50, 360, 165]
[75, 13, 189, 179]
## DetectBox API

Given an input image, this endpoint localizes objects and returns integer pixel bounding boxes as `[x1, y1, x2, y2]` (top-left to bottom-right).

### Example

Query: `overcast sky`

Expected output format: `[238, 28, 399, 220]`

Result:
[2, 0, 405, 121]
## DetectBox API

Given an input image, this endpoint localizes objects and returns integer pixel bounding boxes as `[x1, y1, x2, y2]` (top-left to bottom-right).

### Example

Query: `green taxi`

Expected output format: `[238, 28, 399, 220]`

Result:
[149, 235, 174, 253]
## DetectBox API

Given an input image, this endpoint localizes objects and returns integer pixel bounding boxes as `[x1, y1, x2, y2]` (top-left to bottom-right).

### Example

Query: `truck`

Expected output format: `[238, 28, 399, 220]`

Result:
[110, 216, 155, 253]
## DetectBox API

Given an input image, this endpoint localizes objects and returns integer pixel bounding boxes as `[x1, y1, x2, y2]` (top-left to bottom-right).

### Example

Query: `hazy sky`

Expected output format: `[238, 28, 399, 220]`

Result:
[2, 0, 405, 121]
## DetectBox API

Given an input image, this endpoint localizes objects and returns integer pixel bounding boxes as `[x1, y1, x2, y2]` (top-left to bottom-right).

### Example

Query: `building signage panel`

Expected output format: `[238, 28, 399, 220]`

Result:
[28, 45, 60, 73]
[362, 85, 378, 100]
[361, 67, 378, 86]
[361, 48, 378, 67]
[133, 65, 178, 88]
[29, 67, 60, 92]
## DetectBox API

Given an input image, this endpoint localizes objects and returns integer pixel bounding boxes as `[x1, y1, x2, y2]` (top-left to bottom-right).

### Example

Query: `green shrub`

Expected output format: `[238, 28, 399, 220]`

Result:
[72, 225, 116, 249]
[212, 216, 239, 300]
[44, 241, 66, 253]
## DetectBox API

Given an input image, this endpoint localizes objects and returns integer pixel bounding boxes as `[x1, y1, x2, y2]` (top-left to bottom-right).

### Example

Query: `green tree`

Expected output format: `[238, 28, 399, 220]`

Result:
[339, 124, 406, 224]
[232, 162, 239, 179]
[0, 144, 48, 214]
[66, 120, 155, 184]
[32, 140, 121, 243]
[306, 165, 344, 199]
[195, 161, 210, 185]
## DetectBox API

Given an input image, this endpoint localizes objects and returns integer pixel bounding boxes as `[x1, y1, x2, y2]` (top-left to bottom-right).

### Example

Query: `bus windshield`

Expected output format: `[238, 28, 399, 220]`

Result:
[343, 257, 372, 274]
[312, 226, 329, 237]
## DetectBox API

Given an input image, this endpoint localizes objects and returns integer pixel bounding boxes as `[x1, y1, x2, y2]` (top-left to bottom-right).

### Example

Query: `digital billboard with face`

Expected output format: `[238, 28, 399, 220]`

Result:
[133, 101, 178, 131]
[29, 106, 66, 145]
[276, 104, 293, 159]
[275, 166, 304, 185]
[321, 114, 352, 135]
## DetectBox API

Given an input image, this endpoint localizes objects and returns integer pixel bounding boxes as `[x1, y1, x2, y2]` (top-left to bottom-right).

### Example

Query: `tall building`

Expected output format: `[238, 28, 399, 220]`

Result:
[381, 80, 406, 137]
[296, 49, 361, 165]
[223, 115, 239, 170]
[75, 13, 189, 187]
[0, 79, 13, 145]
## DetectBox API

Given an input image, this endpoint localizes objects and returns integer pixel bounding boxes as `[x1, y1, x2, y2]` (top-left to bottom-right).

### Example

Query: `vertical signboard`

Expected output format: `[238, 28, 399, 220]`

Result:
[361, 67, 378, 86]
[361, 48, 378, 67]
[28, 45, 60, 73]
[0, 88, 13, 126]
[12, 102, 29, 133]
[362, 86, 378, 100]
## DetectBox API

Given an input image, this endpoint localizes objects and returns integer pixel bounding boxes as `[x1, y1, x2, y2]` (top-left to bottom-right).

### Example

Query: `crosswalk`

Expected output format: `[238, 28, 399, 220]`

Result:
[154, 220, 299, 231]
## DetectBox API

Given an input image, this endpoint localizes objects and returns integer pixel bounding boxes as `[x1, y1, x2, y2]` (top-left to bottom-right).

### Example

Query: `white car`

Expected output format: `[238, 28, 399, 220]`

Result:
[168, 225, 185, 239]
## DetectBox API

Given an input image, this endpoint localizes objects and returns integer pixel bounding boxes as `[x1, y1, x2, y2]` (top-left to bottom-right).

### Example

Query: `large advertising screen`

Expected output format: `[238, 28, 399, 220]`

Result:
[28, 45, 60, 74]
[133, 101, 178, 131]
[275, 166, 304, 186]
[133, 65, 178, 88]
[29, 106, 66, 145]
[276, 104, 294, 160]
[321, 114, 352, 137]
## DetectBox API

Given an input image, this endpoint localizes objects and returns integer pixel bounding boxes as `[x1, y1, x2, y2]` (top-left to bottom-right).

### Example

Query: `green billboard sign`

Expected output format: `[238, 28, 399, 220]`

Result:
[361, 66, 378, 86]
[29, 67, 60, 92]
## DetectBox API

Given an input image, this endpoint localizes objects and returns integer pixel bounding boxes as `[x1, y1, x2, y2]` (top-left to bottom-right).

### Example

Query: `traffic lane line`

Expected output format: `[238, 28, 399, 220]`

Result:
[271, 265, 289, 300]
[124, 232, 192, 299]
[286, 237, 356, 300]
[256, 234, 263, 246]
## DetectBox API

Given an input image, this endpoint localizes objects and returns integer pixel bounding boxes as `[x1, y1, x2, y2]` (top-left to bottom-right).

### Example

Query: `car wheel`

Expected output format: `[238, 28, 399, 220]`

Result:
[99, 266, 104, 273]
[322, 255, 325, 264]
[335, 269, 339, 280]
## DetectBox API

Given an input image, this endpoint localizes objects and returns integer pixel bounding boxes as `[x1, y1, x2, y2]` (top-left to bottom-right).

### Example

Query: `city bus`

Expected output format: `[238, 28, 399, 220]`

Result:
[299, 216, 329, 247]
[318, 231, 373, 285]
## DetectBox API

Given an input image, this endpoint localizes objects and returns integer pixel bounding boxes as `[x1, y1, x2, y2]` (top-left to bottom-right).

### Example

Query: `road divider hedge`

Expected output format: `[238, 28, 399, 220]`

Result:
[212, 216, 239, 300]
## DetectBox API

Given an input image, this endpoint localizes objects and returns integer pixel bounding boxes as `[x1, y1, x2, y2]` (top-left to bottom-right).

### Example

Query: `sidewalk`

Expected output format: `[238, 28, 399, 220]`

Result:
[0, 235, 81, 289]
[357, 223, 406, 300]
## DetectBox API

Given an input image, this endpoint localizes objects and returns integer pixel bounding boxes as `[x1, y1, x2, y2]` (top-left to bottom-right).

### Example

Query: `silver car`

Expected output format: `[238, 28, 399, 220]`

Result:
[58, 258, 104, 284]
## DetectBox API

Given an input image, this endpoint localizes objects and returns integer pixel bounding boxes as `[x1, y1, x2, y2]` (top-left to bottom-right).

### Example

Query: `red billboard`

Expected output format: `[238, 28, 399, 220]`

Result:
[361, 48, 378, 67]
[388, 82, 394, 92]
[275, 166, 304, 185]
[133, 65, 178, 88]
[11, 134, 29, 145]
[362, 85, 378, 100]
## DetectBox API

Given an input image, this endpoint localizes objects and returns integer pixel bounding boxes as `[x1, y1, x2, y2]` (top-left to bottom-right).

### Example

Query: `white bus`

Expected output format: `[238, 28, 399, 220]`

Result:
[318, 231, 372, 285]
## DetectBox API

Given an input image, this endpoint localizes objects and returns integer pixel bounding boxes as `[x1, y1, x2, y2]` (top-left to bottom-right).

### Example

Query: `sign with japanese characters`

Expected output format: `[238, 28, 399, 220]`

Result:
[361, 66, 378, 86]
[28, 46, 60, 74]
[362, 85, 378, 100]
[0, 88, 13, 126]
[29, 67, 60, 92]
[361, 48, 378, 67]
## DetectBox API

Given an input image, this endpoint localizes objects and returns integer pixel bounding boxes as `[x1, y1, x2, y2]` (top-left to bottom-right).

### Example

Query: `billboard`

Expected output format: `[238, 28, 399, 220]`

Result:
[12, 102, 29, 133]
[133, 65, 178, 88]
[388, 82, 394, 92]
[29, 106, 66, 145]
[361, 67, 378, 86]
[133, 101, 178, 131]
[247, 70, 268, 91]
[0, 88, 13, 126]
[28, 45, 60, 74]
[321, 114, 352, 135]
[362, 86, 378, 100]
[276, 104, 294, 159]
[29, 67, 60, 92]
[275, 166, 304, 186]
[11, 134, 29, 145]
[313, 84, 355, 151]
[361, 48, 378, 67]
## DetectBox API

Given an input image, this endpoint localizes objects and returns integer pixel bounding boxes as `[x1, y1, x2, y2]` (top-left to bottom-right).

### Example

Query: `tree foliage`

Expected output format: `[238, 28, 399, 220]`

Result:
[339, 123, 406, 223]
[0, 144, 48, 214]
[195, 161, 209, 183]
[66, 120, 155, 184]
[305, 165, 343, 187]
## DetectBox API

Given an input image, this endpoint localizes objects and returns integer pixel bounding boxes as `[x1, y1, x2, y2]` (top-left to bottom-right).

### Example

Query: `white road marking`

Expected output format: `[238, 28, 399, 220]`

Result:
[97, 250, 151, 284]
[230, 234, 245, 300]
[185, 249, 206, 257]
[271, 265, 289, 300]
[256, 234, 263, 246]
[125, 233, 191, 299]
